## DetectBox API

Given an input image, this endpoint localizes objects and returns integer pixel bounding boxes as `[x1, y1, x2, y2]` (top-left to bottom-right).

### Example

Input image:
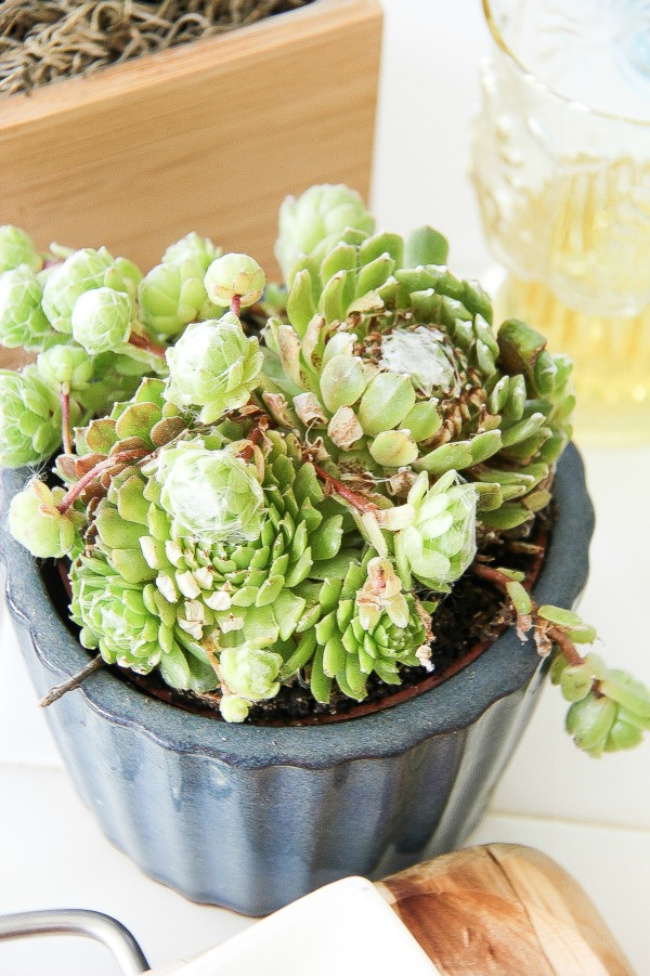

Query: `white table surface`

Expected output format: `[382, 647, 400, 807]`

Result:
[2, 2, 650, 973]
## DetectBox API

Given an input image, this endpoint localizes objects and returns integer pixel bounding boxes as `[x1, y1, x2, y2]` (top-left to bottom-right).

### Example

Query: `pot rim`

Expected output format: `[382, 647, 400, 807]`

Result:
[0, 442, 593, 769]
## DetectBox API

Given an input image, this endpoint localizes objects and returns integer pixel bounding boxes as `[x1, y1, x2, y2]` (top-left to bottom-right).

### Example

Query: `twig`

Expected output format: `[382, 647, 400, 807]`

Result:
[128, 331, 167, 358]
[470, 560, 585, 668]
[56, 446, 150, 514]
[39, 655, 104, 707]
[313, 463, 378, 515]
[470, 562, 511, 589]
[60, 383, 73, 455]
[545, 623, 584, 669]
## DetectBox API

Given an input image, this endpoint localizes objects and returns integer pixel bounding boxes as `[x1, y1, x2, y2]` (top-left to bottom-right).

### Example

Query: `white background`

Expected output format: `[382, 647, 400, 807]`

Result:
[1, 1, 649, 973]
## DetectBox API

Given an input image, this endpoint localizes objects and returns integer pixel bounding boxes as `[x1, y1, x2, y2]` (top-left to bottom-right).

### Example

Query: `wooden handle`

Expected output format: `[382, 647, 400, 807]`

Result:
[375, 844, 635, 976]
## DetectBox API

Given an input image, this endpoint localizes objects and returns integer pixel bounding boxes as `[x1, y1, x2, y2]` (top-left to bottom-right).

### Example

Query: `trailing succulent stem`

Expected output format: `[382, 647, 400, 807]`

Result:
[3, 187, 649, 753]
[471, 563, 650, 755]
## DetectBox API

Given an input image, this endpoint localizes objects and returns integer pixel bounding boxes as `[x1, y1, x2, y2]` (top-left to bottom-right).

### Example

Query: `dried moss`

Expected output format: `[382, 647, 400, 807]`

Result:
[0, 0, 316, 98]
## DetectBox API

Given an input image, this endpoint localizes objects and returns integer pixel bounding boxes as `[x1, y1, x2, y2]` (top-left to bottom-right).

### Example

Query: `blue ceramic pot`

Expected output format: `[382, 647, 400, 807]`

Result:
[0, 444, 593, 916]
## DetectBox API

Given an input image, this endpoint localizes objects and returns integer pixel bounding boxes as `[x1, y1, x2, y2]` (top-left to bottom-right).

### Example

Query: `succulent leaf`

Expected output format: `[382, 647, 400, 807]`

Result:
[0, 225, 43, 273]
[9, 479, 80, 558]
[0, 367, 62, 466]
[275, 184, 375, 281]
[204, 253, 265, 309]
[0, 265, 56, 350]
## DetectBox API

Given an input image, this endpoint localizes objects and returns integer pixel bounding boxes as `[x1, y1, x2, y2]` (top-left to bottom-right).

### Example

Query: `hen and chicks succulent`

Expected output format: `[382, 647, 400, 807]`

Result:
[2, 185, 649, 753]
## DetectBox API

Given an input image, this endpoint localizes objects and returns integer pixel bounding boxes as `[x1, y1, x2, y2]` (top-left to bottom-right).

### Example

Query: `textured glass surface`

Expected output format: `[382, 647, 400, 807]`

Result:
[472, 0, 650, 442]
[490, 0, 650, 119]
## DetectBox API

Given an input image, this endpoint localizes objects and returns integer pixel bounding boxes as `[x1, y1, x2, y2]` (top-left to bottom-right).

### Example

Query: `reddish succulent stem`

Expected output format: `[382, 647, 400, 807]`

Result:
[313, 464, 378, 515]
[471, 561, 585, 668]
[61, 384, 73, 456]
[231, 295, 241, 317]
[545, 624, 585, 668]
[56, 447, 150, 514]
[470, 562, 510, 589]
[129, 331, 167, 358]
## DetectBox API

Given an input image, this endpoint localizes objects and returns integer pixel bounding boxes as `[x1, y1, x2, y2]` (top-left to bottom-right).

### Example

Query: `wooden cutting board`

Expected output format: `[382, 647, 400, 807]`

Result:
[376, 844, 635, 976]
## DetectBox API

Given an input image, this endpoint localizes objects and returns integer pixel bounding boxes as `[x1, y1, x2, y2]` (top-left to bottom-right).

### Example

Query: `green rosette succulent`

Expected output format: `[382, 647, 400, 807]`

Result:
[41, 247, 141, 335]
[71, 555, 164, 673]
[0, 225, 43, 273]
[263, 222, 573, 530]
[36, 345, 94, 392]
[162, 232, 220, 271]
[138, 260, 208, 337]
[275, 184, 375, 281]
[71, 286, 133, 355]
[0, 265, 57, 350]
[0, 367, 62, 467]
[70, 553, 217, 690]
[219, 646, 283, 723]
[204, 254, 265, 310]
[139, 234, 225, 337]
[8, 479, 82, 559]
[137, 427, 354, 660]
[299, 553, 431, 707]
[165, 313, 263, 422]
[395, 470, 477, 593]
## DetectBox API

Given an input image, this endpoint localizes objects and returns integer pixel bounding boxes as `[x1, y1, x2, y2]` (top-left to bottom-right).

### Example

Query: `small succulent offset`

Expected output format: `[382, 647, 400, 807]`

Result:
[2, 185, 649, 755]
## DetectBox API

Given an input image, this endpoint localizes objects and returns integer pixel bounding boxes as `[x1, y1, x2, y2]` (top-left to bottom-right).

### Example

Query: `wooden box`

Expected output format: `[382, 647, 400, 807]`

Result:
[0, 0, 382, 276]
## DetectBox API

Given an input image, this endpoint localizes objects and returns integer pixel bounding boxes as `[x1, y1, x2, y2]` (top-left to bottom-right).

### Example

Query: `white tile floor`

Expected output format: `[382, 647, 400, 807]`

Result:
[1, 1, 650, 973]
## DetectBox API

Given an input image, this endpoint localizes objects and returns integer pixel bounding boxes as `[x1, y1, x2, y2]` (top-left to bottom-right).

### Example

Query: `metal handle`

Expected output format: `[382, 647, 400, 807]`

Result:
[0, 909, 149, 975]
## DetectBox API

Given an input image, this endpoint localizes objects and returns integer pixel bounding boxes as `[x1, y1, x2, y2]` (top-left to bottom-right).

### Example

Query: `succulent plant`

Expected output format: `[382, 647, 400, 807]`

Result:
[162, 231, 219, 270]
[41, 247, 140, 335]
[139, 231, 224, 337]
[2, 187, 648, 755]
[36, 345, 94, 392]
[275, 183, 375, 280]
[0, 225, 43, 273]
[0, 367, 62, 467]
[0, 265, 57, 350]
[263, 221, 573, 536]
[547, 646, 650, 756]
[8, 478, 82, 559]
[395, 471, 478, 592]
[71, 286, 133, 355]
[165, 313, 263, 422]
[204, 253, 265, 310]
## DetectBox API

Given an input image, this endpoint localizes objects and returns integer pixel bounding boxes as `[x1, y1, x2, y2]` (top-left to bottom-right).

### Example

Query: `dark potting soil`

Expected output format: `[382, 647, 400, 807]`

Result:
[40, 504, 553, 726]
